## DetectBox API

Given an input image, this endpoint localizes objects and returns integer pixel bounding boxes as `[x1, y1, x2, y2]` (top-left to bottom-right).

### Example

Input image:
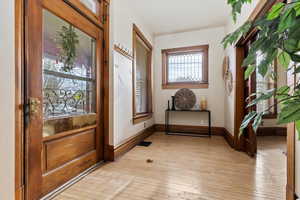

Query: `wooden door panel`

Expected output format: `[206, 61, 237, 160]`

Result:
[25, 0, 104, 198]
[44, 129, 96, 172]
[42, 150, 97, 195]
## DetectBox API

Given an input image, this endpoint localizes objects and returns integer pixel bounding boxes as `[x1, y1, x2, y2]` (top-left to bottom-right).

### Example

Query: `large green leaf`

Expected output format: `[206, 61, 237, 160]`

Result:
[252, 112, 264, 132]
[296, 120, 300, 140]
[284, 39, 300, 53]
[257, 49, 278, 77]
[289, 18, 300, 39]
[254, 17, 273, 31]
[294, 2, 300, 16]
[276, 85, 290, 96]
[278, 8, 296, 33]
[222, 21, 252, 49]
[244, 65, 256, 80]
[242, 52, 256, 67]
[278, 102, 300, 124]
[240, 111, 257, 135]
[247, 89, 275, 108]
[248, 37, 275, 56]
[276, 86, 290, 100]
[267, 2, 285, 20]
[229, 0, 253, 22]
[278, 51, 291, 69]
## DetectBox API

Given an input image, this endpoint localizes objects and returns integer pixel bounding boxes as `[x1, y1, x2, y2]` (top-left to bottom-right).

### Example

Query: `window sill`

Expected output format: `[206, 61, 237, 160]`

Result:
[162, 83, 209, 89]
[133, 113, 153, 124]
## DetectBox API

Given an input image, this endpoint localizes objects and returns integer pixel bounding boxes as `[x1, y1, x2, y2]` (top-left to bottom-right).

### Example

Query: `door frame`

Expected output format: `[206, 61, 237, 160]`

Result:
[234, 0, 281, 152]
[234, 0, 295, 199]
[14, 0, 111, 199]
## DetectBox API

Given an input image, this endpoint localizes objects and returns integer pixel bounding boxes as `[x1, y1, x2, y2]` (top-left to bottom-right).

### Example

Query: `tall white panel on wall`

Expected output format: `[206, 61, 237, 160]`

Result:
[114, 52, 134, 147]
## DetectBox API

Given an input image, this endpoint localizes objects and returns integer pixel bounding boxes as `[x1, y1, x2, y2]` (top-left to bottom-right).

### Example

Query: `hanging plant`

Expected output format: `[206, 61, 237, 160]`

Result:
[56, 24, 79, 72]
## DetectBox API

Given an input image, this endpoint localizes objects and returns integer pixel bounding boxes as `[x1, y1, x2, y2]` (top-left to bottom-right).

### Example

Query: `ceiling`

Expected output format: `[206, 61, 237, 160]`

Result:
[127, 0, 232, 36]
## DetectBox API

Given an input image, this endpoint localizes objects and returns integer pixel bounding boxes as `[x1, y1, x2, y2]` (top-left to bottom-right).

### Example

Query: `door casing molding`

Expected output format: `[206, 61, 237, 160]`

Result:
[15, 0, 25, 199]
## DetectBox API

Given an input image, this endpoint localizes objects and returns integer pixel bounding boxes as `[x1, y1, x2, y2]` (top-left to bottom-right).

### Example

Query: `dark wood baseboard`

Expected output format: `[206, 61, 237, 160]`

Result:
[154, 124, 235, 149]
[113, 125, 155, 159]
[154, 124, 224, 136]
[257, 127, 287, 136]
[223, 128, 235, 148]
[104, 144, 115, 162]
[286, 185, 297, 200]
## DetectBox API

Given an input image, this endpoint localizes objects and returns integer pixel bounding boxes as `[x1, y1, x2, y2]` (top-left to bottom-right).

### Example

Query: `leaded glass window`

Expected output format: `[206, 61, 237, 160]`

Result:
[43, 10, 96, 120]
[162, 45, 209, 89]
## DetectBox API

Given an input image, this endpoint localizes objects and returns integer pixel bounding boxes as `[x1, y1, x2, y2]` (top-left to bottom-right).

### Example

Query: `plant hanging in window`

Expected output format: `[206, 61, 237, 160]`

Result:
[56, 25, 79, 72]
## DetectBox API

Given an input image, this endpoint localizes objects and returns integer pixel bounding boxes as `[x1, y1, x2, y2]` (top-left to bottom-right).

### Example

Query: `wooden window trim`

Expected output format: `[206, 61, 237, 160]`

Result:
[162, 45, 209, 89]
[132, 24, 153, 124]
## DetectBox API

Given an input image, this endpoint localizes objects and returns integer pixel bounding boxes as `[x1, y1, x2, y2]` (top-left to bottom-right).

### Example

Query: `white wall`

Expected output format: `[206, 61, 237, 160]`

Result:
[0, 0, 15, 199]
[110, 0, 155, 147]
[154, 27, 226, 127]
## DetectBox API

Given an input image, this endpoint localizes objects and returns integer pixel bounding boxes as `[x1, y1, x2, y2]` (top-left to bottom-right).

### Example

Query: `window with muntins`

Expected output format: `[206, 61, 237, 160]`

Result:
[162, 45, 209, 89]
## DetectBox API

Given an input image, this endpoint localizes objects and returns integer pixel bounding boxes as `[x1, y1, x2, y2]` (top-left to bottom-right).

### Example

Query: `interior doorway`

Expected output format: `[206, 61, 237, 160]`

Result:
[233, 1, 294, 200]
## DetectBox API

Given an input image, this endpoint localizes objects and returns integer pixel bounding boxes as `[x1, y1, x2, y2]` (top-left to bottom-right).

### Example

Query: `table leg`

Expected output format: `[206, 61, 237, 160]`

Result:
[208, 111, 211, 137]
[165, 111, 169, 135]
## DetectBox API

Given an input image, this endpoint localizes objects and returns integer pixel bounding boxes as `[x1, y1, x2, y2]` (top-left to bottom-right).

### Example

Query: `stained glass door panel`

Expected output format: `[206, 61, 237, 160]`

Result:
[43, 10, 97, 137]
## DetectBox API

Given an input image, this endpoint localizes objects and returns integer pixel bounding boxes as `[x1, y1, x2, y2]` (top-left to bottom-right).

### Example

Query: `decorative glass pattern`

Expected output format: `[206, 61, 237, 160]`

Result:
[168, 52, 203, 83]
[43, 10, 96, 120]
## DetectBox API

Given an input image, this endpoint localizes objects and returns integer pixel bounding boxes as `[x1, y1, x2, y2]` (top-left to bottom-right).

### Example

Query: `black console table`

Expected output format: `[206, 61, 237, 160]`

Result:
[165, 109, 211, 137]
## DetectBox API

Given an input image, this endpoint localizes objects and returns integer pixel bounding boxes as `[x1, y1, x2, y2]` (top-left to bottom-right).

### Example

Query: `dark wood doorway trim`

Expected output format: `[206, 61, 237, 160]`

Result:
[286, 67, 296, 200]
[14, 0, 111, 199]
[234, 0, 295, 199]
[234, 0, 281, 152]
[15, 0, 25, 199]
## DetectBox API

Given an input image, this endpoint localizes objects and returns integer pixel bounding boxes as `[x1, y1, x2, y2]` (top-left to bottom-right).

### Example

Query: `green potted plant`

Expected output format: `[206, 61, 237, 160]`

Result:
[223, 0, 300, 137]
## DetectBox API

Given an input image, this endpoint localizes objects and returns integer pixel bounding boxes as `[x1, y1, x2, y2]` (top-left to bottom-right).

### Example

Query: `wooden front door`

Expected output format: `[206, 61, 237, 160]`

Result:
[25, 0, 104, 199]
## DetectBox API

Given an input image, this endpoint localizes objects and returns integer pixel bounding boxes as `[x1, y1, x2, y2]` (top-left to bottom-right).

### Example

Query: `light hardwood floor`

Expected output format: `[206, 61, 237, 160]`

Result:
[54, 133, 286, 200]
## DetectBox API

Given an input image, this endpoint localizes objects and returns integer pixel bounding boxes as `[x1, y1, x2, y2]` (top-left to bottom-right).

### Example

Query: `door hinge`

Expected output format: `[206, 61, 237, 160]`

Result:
[24, 97, 41, 126]
[101, 14, 107, 24]
[102, 39, 105, 49]
[24, 102, 30, 127]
